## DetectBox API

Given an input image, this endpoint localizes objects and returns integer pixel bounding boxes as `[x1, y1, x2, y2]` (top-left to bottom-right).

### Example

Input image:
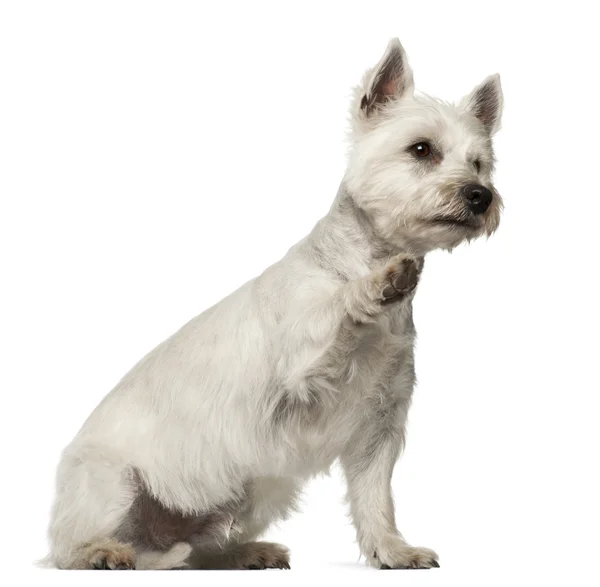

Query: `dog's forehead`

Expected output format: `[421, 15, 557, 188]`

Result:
[388, 96, 491, 155]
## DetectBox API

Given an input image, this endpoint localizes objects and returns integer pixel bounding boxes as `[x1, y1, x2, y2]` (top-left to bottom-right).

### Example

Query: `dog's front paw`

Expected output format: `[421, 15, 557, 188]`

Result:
[380, 254, 423, 304]
[371, 537, 439, 569]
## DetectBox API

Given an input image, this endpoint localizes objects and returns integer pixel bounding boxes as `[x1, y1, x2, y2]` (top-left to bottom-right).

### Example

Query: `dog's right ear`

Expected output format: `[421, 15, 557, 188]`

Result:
[459, 74, 503, 135]
[360, 39, 414, 117]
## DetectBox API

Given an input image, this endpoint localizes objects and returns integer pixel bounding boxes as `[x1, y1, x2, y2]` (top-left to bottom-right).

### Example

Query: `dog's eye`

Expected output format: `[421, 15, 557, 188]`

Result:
[474, 159, 482, 173]
[410, 142, 431, 158]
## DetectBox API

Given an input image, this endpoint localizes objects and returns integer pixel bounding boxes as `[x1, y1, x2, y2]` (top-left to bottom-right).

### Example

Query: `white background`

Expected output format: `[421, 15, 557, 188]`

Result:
[1, 1, 599, 586]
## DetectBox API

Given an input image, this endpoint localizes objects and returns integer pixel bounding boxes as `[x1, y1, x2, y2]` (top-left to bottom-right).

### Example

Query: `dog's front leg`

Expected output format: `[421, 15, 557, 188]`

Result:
[276, 254, 422, 404]
[340, 400, 440, 570]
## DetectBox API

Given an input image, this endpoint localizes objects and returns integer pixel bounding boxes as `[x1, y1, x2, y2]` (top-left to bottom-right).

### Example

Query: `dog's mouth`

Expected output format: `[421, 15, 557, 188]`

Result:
[428, 215, 481, 230]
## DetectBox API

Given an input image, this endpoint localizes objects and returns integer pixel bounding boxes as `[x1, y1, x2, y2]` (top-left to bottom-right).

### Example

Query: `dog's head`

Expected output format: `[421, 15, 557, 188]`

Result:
[346, 38, 503, 254]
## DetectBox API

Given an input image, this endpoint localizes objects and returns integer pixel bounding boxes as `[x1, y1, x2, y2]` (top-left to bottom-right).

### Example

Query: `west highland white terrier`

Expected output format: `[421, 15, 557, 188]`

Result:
[47, 38, 503, 570]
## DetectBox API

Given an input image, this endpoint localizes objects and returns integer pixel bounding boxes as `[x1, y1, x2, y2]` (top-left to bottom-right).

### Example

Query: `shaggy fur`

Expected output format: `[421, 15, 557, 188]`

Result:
[46, 38, 503, 570]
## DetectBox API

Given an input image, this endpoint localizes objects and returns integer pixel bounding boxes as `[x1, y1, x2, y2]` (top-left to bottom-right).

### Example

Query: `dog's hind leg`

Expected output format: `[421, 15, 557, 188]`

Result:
[47, 446, 138, 569]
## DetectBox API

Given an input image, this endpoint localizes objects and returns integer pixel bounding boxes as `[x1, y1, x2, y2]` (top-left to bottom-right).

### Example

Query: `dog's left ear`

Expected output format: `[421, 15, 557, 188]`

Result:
[460, 74, 503, 135]
[360, 38, 414, 117]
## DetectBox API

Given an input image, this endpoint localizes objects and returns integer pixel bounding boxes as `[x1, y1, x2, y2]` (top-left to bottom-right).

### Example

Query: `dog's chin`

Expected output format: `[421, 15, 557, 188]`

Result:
[407, 216, 486, 252]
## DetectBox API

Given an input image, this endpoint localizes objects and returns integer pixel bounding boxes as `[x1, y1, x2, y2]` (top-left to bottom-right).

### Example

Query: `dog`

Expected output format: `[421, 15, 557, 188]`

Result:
[46, 38, 503, 570]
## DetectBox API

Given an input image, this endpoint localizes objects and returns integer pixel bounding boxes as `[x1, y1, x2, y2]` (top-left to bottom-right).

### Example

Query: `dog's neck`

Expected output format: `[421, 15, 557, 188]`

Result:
[304, 182, 406, 280]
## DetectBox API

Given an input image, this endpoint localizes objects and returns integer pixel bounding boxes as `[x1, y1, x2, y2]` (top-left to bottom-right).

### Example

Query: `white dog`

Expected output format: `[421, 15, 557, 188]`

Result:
[47, 38, 503, 570]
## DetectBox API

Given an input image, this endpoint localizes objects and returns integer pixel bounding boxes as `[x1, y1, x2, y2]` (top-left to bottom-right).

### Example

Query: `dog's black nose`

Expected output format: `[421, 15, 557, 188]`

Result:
[461, 184, 493, 215]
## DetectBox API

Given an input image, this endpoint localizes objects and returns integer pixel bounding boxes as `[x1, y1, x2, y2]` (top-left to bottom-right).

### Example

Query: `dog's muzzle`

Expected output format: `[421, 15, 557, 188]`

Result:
[461, 184, 493, 215]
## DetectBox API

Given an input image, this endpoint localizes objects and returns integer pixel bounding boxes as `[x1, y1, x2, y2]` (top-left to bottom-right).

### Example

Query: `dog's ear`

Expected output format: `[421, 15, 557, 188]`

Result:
[360, 38, 414, 117]
[459, 74, 503, 135]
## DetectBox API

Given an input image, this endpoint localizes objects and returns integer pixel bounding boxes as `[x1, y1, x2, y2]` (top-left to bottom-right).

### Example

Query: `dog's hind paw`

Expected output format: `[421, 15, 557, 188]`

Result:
[195, 541, 290, 570]
[236, 541, 290, 570]
[84, 539, 136, 570]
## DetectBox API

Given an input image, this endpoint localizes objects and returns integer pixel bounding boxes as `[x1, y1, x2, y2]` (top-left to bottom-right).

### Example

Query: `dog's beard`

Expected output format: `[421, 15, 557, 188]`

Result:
[402, 206, 489, 252]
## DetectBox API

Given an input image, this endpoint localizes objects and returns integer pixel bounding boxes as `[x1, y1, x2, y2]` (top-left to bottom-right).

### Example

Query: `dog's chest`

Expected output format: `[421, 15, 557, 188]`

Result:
[302, 306, 415, 466]
[352, 304, 415, 384]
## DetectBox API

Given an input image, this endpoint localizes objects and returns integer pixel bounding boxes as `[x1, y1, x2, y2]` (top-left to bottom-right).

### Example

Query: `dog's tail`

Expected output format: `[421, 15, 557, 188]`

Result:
[136, 542, 193, 570]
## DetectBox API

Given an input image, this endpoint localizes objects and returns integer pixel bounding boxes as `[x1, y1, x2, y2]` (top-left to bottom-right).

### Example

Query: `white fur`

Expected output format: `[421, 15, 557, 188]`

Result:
[47, 38, 503, 570]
